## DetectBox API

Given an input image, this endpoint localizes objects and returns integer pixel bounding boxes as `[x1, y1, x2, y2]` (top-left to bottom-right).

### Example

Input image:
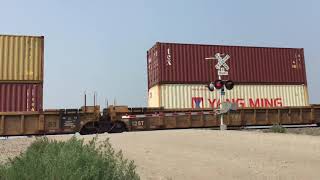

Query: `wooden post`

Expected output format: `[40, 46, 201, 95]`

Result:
[300, 108, 303, 123]
[200, 113, 204, 127]
[240, 110, 245, 127]
[266, 109, 269, 125]
[311, 108, 315, 124]
[38, 114, 45, 132]
[288, 108, 291, 123]
[227, 111, 230, 126]
[145, 118, 150, 130]
[188, 113, 192, 127]
[20, 115, 25, 134]
[174, 115, 177, 128]
[159, 115, 164, 128]
[0, 116, 4, 135]
[278, 109, 281, 124]
[253, 109, 257, 125]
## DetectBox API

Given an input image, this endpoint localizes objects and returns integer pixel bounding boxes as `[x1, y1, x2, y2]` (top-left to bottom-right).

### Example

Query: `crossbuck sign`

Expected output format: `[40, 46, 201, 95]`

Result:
[205, 53, 230, 76]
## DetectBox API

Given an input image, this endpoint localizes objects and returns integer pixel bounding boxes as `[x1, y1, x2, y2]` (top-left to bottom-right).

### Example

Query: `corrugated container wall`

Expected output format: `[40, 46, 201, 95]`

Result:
[0, 83, 43, 112]
[147, 42, 307, 88]
[0, 35, 44, 82]
[148, 84, 309, 109]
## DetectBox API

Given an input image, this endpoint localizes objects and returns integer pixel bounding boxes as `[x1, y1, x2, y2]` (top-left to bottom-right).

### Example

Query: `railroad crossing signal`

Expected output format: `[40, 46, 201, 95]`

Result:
[205, 53, 230, 76]
[207, 80, 234, 91]
[205, 52, 233, 131]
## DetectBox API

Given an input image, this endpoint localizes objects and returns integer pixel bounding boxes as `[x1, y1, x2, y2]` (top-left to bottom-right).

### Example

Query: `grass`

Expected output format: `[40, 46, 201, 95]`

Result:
[0, 136, 140, 180]
[270, 124, 287, 133]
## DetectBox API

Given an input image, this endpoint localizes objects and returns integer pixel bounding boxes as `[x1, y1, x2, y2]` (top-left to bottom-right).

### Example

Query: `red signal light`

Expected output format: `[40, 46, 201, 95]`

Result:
[214, 80, 224, 89]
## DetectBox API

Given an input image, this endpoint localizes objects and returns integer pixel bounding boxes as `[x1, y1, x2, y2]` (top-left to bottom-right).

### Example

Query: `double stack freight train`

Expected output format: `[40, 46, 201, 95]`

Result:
[0, 36, 319, 136]
[1, 105, 320, 136]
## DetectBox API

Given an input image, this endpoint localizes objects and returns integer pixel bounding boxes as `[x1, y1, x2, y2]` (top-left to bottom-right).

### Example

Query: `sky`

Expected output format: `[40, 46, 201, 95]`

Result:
[0, 0, 319, 108]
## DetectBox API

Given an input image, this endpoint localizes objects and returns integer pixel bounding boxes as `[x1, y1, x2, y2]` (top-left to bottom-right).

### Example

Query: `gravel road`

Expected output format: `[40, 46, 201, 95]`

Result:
[1, 129, 320, 180]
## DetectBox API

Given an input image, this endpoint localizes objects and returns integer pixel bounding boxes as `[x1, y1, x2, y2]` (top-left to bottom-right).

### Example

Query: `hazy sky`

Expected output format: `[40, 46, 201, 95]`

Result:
[0, 0, 319, 108]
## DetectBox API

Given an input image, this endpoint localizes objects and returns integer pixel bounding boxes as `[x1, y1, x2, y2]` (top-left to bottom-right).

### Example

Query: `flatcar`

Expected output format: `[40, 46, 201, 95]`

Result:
[1, 105, 320, 136]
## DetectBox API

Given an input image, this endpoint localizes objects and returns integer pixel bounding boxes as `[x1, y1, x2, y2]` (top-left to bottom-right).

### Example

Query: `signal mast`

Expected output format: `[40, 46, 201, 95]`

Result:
[205, 53, 234, 130]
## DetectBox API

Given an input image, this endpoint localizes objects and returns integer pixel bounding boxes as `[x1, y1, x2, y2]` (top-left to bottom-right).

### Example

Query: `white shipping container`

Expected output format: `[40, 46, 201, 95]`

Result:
[148, 84, 309, 109]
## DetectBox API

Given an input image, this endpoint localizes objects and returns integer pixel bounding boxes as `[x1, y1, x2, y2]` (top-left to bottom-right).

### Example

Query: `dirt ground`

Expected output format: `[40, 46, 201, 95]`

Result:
[267, 127, 320, 136]
[1, 129, 320, 180]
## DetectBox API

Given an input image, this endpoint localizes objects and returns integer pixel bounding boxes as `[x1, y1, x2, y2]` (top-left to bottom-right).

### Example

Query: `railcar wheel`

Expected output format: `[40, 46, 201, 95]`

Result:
[109, 122, 127, 133]
[80, 123, 99, 135]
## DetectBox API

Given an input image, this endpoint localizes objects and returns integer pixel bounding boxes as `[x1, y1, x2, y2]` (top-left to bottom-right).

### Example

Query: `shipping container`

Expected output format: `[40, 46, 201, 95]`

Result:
[0, 83, 43, 112]
[0, 35, 44, 81]
[148, 84, 309, 109]
[147, 42, 307, 88]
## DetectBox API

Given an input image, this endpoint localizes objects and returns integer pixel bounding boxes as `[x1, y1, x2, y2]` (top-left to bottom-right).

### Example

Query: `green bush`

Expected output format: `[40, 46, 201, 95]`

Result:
[0, 136, 140, 180]
[270, 124, 287, 133]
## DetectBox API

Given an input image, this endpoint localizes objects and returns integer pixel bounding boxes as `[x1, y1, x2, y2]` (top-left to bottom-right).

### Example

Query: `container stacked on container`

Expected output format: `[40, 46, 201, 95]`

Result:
[147, 42, 309, 109]
[0, 35, 44, 112]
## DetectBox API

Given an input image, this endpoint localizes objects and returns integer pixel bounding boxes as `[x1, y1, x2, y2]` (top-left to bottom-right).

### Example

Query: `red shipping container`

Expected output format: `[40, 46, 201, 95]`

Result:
[0, 83, 43, 112]
[147, 42, 307, 88]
